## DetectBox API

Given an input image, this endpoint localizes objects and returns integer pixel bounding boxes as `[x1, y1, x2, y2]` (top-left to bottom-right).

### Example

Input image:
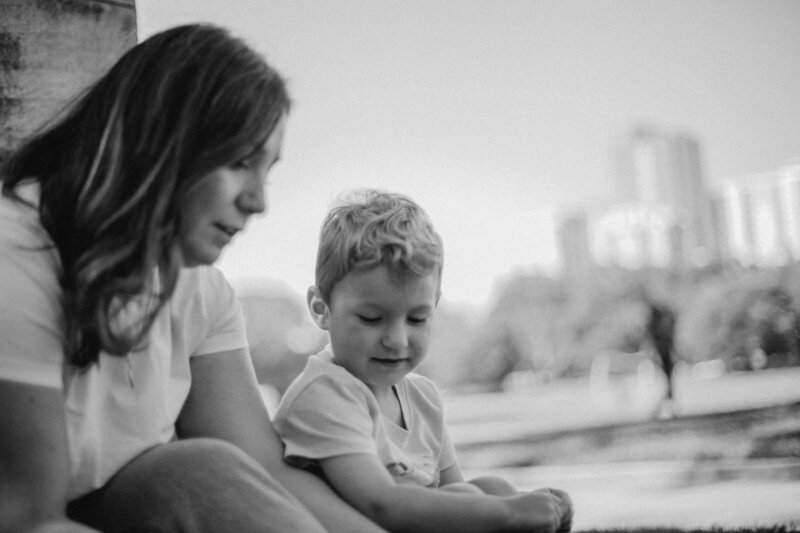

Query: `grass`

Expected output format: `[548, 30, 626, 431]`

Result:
[576, 527, 799, 533]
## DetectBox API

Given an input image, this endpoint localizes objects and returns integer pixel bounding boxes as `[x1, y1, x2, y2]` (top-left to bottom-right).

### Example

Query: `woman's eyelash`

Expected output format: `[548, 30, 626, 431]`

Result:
[233, 149, 268, 170]
[231, 157, 253, 169]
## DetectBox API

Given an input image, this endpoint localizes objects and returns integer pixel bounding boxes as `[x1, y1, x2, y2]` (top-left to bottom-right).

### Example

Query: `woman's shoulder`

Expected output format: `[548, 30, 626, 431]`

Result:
[0, 184, 59, 283]
[172, 266, 234, 305]
[0, 185, 64, 388]
[0, 183, 51, 248]
[169, 266, 243, 342]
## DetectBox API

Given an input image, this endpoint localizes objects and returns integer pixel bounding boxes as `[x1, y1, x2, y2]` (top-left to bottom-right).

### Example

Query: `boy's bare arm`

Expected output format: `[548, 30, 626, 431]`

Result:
[320, 453, 572, 533]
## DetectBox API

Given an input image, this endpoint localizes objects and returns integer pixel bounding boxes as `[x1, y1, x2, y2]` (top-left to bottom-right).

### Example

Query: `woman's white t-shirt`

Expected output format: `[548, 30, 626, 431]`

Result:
[0, 185, 248, 499]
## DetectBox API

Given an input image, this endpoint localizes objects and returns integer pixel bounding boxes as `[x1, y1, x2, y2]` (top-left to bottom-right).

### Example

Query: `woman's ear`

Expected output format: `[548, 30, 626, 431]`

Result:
[307, 286, 331, 330]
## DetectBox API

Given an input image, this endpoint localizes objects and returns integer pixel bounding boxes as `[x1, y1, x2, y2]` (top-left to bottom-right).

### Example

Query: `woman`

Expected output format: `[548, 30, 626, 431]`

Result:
[0, 24, 384, 533]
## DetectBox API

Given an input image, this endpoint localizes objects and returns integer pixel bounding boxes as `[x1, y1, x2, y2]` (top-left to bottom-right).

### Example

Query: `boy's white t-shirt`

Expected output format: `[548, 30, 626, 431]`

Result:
[0, 185, 249, 499]
[273, 347, 458, 488]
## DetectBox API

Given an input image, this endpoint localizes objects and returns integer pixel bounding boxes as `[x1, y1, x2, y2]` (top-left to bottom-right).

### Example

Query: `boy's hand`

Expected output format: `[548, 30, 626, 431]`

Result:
[505, 487, 573, 532]
[541, 488, 573, 532]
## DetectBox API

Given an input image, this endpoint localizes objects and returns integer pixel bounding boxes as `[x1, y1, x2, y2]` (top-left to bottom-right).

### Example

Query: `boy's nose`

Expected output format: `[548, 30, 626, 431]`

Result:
[382, 322, 409, 350]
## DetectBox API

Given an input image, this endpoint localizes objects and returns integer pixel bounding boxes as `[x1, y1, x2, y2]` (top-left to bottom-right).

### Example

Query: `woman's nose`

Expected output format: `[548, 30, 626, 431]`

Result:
[237, 183, 266, 215]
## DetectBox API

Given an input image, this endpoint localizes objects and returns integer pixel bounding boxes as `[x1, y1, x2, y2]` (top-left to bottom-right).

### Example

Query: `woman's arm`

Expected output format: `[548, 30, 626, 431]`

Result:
[320, 453, 571, 533]
[176, 349, 386, 533]
[0, 380, 100, 533]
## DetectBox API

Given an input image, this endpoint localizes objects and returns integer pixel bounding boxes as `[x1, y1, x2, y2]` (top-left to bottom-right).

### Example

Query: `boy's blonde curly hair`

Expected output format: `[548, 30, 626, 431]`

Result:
[314, 189, 444, 302]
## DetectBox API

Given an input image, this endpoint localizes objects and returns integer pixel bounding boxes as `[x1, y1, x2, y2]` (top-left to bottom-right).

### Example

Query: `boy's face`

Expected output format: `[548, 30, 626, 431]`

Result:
[309, 265, 439, 394]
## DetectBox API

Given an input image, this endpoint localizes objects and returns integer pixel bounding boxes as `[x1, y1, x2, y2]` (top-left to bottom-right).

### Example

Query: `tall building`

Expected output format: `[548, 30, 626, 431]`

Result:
[559, 129, 799, 278]
[605, 125, 711, 268]
[672, 135, 713, 256]
[777, 164, 800, 260]
[717, 163, 800, 267]
[556, 211, 593, 286]
[618, 126, 711, 262]
[707, 193, 732, 263]
[589, 202, 680, 270]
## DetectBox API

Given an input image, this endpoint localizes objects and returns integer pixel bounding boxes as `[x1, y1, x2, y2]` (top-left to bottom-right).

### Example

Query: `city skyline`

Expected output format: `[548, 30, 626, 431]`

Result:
[137, 0, 800, 308]
[558, 127, 800, 279]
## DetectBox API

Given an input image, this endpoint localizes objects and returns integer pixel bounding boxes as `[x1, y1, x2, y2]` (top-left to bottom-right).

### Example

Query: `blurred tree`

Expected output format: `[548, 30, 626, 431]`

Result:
[557, 267, 654, 375]
[234, 263, 800, 399]
[237, 282, 326, 395]
[461, 327, 527, 392]
[482, 271, 568, 384]
[417, 301, 481, 389]
[674, 274, 733, 365]
[676, 268, 800, 370]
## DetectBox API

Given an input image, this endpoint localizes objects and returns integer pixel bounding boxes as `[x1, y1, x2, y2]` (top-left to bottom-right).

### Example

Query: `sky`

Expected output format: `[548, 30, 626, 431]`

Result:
[136, 0, 800, 309]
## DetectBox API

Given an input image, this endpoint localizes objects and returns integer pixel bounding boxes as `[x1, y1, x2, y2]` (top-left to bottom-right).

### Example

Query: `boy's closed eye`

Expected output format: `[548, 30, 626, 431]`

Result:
[357, 314, 430, 325]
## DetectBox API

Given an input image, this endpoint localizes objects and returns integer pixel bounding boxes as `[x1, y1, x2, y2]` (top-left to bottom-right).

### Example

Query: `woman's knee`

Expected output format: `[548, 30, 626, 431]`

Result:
[159, 437, 259, 475]
[91, 438, 316, 532]
[103, 438, 272, 504]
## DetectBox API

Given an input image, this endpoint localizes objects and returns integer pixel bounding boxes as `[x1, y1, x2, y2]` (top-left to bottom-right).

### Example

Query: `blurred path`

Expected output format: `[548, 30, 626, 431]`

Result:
[444, 367, 800, 530]
[443, 367, 800, 444]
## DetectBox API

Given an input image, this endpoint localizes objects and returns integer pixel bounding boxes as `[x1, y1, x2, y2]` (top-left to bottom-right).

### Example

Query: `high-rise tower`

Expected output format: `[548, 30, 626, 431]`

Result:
[612, 125, 712, 267]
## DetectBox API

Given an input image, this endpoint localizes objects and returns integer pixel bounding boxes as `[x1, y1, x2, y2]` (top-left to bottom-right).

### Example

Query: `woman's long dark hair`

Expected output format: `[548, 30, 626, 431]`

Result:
[1, 24, 290, 368]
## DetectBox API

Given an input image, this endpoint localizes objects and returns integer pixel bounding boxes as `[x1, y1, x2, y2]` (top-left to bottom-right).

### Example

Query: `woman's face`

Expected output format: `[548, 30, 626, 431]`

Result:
[178, 113, 287, 267]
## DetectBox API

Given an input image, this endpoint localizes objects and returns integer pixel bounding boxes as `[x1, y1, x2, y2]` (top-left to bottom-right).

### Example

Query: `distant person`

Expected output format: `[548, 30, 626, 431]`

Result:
[273, 190, 573, 533]
[0, 24, 384, 533]
[645, 299, 677, 418]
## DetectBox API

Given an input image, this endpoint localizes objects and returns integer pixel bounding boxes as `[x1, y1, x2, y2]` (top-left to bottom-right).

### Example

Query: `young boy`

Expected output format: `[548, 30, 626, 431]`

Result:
[273, 190, 573, 533]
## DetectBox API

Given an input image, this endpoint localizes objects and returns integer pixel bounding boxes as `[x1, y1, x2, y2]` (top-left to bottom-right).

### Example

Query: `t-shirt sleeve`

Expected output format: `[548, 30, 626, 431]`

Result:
[276, 374, 378, 466]
[183, 267, 248, 357]
[438, 422, 458, 471]
[0, 200, 64, 389]
[408, 373, 459, 472]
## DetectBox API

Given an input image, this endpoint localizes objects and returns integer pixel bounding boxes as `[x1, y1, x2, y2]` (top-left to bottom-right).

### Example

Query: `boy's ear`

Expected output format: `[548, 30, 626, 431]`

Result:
[307, 286, 331, 330]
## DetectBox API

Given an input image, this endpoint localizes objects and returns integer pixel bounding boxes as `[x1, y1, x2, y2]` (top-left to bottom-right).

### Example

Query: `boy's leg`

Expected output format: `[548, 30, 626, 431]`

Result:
[67, 438, 327, 533]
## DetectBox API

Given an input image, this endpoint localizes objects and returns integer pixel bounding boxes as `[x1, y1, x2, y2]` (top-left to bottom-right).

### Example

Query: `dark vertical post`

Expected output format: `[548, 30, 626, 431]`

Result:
[0, 0, 137, 161]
